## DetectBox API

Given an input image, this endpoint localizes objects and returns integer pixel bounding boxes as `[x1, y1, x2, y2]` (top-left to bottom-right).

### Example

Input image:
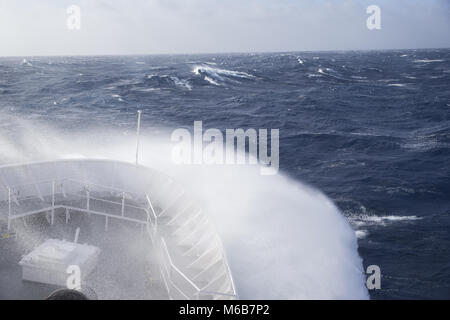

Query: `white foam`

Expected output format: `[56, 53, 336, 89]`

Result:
[367, 215, 421, 222]
[204, 75, 220, 86]
[388, 83, 407, 87]
[112, 94, 124, 101]
[180, 165, 369, 299]
[355, 230, 368, 239]
[413, 59, 444, 63]
[21, 59, 32, 67]
[192, 64, 255, 85]
[170, 76, 192, 90]
[147, 74, 192, 90]
[349, 214, 422, 227]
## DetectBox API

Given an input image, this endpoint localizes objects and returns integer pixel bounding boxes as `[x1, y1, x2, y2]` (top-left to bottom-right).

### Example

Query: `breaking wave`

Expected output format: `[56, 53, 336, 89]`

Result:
[0, 114, 369, 299]
[348, 214, 422, 228]
[413, 59, 444, 63]
[192, 65, 255, 85]
[146, 74, 192, 90]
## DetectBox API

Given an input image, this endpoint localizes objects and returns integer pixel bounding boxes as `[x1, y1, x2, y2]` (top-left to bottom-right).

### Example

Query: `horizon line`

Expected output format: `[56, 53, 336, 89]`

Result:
[1, 46, 449, 59]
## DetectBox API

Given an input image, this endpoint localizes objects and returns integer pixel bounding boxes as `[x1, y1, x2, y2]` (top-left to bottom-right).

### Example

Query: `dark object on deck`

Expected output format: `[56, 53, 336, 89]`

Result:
[46, 289, 89, 300]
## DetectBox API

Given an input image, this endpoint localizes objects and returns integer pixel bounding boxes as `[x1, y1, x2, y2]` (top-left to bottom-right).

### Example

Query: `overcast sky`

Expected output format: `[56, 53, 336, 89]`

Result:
[0, 0, 449, 56]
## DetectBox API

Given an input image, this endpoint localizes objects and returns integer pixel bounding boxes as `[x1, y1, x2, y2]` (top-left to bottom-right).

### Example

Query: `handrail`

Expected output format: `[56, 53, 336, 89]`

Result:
[4, 179, 149, 231]
[159, 233, 237, 300]
[7, 177, 135, 195]
[5, 177, 147, 212]
[7, 192, 148, 218]
[6, 177, 146, 203]
[6, 179, 54, 189]
[145, 194, 158, 221]
[64, 178, 143, 198]
[160, 237, 201, 292]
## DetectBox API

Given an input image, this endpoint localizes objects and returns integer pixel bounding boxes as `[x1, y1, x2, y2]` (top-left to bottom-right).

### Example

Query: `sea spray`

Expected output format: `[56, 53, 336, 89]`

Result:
[0, 116, 369, 299]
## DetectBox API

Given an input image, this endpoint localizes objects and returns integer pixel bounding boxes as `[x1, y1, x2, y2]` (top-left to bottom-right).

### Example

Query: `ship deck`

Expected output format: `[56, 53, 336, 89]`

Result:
[0, 212, 168, 300]
[0, 159, 237, 300]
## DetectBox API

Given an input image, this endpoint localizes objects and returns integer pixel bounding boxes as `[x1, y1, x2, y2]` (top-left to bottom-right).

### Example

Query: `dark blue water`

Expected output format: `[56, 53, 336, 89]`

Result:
[1, 49, 449, 299]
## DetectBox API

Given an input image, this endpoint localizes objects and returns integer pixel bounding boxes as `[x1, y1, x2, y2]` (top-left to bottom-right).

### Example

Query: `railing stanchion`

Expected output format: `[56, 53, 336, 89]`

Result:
[146, 194, 158, 236]
[135, 110, 142, 166]
[51, 181, 55, 225]
[105, 216, 108, 231]
[65, 208, 69, 224]
[86, 187, 90, 217]
[121, 192, 125, 217]
[7, 188, 11, 231]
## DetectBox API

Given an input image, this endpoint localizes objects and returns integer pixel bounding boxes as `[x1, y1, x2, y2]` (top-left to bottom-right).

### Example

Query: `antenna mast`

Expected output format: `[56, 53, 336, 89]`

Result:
[135, 110, 142, 166]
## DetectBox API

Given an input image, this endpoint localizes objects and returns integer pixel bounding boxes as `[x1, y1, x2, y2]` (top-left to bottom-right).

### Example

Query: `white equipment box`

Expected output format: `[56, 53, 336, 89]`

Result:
[19, 239, 100, 287]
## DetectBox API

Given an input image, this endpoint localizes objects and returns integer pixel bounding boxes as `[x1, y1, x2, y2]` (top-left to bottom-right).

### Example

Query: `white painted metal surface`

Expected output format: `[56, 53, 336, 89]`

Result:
[19, 239, 100, 286]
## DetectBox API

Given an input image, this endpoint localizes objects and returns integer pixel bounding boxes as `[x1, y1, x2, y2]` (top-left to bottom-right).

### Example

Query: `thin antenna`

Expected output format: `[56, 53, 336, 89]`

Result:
[135, 110, 142, 166]
[74, 227, 80, 243]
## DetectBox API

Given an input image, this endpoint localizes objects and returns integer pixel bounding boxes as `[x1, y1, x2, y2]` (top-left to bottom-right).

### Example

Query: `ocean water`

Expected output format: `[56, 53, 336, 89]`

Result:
[0, 49, 449, 299]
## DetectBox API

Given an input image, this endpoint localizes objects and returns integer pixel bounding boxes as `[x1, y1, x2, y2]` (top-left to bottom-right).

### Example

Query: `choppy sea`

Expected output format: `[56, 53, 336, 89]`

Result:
[1, 49, 449, 299]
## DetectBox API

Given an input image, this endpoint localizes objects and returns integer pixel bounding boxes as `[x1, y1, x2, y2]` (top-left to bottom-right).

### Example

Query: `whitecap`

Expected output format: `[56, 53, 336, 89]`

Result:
[193, 65, 254, 79]
[348, 214, 422, 227]
[170, 76, 192, 90]
[147, 74, 192, 90]
[192, 65, 255, 85]
[355, 230, 368, 239]
[365, 215, 421, 222]
[378, 79, 399, 83]
[112, 94, 124, 102]
[387, 83, 407, 87]
[204, 76, 220, 86]
[134, 88, 160, 93]
[413, 59, 444, 63]
[21, 59, 32, 67]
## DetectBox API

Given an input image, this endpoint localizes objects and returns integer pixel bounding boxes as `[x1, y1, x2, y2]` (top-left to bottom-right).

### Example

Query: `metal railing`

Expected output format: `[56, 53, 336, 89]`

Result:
[155, 201, 237, 300]
[159, 237, 236, 300]
[3, 178, 149, 232]
[0, 164, 237, 300]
